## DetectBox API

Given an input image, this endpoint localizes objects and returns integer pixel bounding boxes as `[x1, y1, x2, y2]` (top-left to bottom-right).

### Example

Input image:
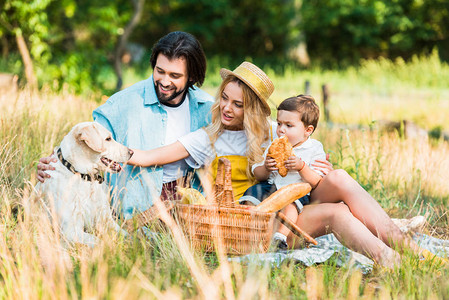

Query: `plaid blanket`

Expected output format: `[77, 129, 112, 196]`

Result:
[229, 233, 449, 274]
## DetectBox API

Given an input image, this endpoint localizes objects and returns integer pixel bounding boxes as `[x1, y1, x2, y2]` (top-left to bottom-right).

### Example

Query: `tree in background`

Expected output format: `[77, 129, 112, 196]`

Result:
[0, 0, 53, 91]
[44, 0, 136, 94]
[300, 0, 449, 66]
[1, 0, 137, 94]
[130, 0, 297, 66]
[113, 0, 145, 91]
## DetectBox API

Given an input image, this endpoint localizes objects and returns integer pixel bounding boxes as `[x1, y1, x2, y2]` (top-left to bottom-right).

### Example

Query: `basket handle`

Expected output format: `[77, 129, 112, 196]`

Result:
[215, 157, 235, 208]
[276, 212, 318, 245]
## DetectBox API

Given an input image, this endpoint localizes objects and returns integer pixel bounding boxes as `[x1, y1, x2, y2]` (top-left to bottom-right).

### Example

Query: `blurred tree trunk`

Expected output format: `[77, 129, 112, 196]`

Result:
[288, 0, 310, 66]
[114, 0, 145, 92]
[289, 37, 310, 66]
[1, 35, 9, 58]
[15, 30, 37, 91]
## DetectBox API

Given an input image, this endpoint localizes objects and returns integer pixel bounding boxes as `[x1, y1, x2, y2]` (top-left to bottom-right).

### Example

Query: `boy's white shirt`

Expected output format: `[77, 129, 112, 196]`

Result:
[251, 137, 326, 189]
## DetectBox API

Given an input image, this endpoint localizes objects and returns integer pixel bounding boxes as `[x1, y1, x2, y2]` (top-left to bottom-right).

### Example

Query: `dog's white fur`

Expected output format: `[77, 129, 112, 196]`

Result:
[36, 122, 132, 247]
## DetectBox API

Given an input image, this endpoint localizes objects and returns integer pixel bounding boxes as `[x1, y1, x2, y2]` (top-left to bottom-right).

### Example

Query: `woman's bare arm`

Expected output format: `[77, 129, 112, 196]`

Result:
[285, 156, 322, 188]
[298, 164, 322, 188]
[128, 141, 190, 167]
[310, 154, 333, 175]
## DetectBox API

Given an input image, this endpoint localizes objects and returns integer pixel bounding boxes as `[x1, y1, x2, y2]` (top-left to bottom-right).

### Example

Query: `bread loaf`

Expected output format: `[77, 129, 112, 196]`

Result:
[178, 187, 207, 205]
[268, 136, 293, 177]
[254, 182, 311, 213]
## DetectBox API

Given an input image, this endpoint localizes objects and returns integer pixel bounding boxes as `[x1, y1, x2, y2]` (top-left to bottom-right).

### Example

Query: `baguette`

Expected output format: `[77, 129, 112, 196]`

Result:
[254, 182, 311, 213]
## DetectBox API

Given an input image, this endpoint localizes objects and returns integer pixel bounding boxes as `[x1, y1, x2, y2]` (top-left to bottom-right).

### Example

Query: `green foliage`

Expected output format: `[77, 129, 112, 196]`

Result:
[0, 0, 134, 95]
[0, 0, 53, 66]
[428, 126, 443, 140]
[300, 0, 449, 66]
[1, 0, 449, 94]
[40, 0, 135, 95]
[171, 0, 296, 59]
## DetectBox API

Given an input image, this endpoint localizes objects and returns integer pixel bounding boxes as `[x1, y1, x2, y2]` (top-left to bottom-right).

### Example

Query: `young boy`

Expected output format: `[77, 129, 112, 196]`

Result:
[240, 95, 326, 250]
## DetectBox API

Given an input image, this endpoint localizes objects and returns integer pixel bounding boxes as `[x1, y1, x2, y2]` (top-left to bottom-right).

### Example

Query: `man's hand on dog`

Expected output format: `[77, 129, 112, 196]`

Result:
[37, 156, 57, 182]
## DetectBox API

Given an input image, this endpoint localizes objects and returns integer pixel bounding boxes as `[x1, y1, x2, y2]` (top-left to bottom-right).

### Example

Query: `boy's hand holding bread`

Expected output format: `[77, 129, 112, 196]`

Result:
[285, 155, 306, 172]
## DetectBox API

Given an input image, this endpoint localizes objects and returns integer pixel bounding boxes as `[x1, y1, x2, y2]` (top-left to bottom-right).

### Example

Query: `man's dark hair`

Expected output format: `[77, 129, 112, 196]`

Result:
[150, 31, 206, 89]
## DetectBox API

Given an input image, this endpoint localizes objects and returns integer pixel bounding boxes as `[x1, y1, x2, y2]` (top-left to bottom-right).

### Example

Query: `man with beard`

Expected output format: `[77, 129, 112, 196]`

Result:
[37, 32, 213, 219]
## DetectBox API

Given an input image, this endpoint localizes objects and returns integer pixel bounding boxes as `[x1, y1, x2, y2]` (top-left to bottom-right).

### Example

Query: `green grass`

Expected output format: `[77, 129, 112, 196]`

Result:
[0, 55, 448, 298]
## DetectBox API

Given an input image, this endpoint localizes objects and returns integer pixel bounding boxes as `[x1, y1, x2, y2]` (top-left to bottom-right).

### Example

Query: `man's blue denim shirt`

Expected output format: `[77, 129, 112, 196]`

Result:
[93, 75, 213, 219]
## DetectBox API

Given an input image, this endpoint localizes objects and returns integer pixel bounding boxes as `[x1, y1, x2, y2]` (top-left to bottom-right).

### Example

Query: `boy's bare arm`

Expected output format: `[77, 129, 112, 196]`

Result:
[285, 156, 322, 188]
[253, 156, 277, 181]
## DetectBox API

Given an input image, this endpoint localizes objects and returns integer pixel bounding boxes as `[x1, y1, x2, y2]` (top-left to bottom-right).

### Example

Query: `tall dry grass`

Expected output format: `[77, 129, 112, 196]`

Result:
[0, 87, 448, 299]
[314, 126, 449, 229]
[251, 50, 449, 130]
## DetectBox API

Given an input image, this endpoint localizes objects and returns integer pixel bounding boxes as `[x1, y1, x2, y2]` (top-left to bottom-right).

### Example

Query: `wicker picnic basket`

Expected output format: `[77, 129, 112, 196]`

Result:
[126, 157, 315, 254]
[173, 157, 277, 255]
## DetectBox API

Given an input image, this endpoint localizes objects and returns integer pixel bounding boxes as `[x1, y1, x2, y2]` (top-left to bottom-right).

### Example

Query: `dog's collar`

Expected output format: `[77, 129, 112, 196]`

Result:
[57, 148, 104, 183]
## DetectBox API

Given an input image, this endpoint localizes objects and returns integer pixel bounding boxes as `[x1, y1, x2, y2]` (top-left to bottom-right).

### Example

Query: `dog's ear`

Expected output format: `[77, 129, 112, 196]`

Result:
[78, 124, 105, 153]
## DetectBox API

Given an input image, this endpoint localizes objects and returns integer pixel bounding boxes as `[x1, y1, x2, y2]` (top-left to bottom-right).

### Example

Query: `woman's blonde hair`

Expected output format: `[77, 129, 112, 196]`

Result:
[205, 75, 271, 180]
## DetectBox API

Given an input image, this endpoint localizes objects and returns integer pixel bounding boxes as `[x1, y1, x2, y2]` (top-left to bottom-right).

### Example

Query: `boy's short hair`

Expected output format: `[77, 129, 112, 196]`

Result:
[277, 95, 320, 132]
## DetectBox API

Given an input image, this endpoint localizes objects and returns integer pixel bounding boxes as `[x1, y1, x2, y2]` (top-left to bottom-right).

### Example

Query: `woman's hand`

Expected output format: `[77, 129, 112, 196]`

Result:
[285, 155, 304, 171]
[37, 156, 57, 182]
[264, 156, 278, 172]
[311, 154, 333, 175]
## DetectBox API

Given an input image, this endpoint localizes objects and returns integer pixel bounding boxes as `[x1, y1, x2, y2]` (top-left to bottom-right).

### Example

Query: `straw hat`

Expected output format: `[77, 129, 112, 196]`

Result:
[220, 62, 274, 116]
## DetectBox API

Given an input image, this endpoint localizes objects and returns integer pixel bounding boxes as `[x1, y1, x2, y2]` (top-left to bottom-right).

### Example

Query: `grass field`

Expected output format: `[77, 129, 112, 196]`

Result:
[1, 55, 448, 299]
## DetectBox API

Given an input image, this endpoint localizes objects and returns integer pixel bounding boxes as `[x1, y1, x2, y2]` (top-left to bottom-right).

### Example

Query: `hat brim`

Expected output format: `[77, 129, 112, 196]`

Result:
[220, 68, 272, 116]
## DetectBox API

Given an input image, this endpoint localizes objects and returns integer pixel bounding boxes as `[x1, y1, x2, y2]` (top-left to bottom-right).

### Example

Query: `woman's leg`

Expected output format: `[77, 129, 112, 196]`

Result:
[310, 169, 417, 253]
[288, 202, 400, 268]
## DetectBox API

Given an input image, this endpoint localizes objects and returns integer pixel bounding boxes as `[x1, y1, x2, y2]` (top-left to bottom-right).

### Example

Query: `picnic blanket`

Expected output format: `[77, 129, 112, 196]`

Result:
[228, 233, 449, 274]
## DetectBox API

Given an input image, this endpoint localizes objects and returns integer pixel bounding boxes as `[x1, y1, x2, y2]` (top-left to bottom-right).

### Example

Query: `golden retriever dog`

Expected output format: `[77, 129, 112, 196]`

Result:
[35, 122, 133, 247]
